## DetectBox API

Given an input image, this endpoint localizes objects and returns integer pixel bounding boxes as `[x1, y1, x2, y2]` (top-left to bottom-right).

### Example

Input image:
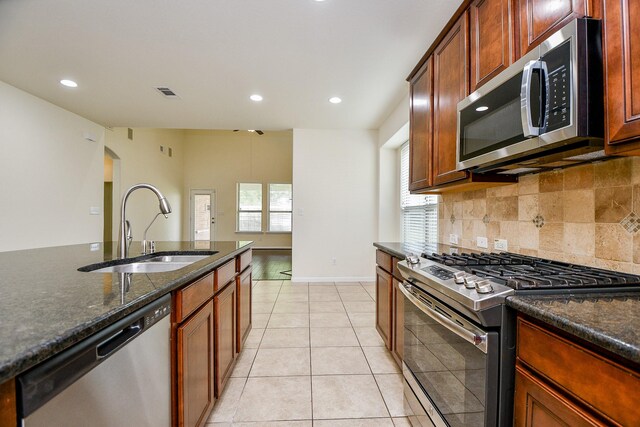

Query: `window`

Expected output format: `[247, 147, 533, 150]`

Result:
[237, 183, 262, 232]
[400, 142, 438, 243]
[268, 183, 292, 232]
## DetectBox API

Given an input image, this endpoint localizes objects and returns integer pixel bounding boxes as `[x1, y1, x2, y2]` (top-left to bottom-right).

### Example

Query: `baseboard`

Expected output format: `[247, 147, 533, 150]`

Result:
[252, 247, 292, 250]
[291, 276, 375, 283]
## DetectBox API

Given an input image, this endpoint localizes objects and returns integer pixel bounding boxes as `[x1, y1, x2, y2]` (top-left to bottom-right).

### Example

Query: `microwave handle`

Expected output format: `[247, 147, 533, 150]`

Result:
[520, 59, 548, 137]
[399, 282, 488, 354]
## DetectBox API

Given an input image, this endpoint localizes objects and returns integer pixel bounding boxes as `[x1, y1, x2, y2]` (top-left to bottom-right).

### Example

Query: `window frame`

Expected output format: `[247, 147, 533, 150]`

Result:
[267, 183, 293, 233]
[237, 182, 263, 233]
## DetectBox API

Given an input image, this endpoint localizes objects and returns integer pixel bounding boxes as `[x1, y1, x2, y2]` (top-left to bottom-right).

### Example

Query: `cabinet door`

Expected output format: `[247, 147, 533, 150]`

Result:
[409, 57, 434, 191]
[604, 0, 640, 151]
[214, 282, 236, 398]
[433, 12, 470, 186]
[514, 366, 601, 426]
[177, 301, 215, 427]
[375, 266, 392, 350]
[470, 0, 513, 91]
[516, 0, 589, 56]
[391, 278, 404, 365]
[236, 267, 252, 353]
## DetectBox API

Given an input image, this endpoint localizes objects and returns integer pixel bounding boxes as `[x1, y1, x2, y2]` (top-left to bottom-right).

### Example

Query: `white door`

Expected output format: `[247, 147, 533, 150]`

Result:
[190, 190, 215, 241]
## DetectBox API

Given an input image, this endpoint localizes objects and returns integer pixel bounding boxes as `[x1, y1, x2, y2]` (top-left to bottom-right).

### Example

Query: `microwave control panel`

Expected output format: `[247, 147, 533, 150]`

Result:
[543, 40, 572, 132]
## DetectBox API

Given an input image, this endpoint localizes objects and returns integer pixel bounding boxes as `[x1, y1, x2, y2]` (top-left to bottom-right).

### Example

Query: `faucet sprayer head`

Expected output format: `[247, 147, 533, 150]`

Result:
[159, 197, 172, 216]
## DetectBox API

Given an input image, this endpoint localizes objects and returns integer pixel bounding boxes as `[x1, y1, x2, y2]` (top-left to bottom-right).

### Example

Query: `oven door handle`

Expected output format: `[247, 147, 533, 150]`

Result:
[400, 283, 488, 354]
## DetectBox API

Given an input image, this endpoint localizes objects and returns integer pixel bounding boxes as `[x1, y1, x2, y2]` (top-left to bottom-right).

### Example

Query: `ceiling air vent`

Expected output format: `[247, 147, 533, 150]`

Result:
[155, 86, 180, 98]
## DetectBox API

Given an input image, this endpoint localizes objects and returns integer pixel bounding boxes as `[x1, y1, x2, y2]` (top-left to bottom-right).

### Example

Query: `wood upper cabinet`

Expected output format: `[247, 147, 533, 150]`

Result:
[236, 266, 252, 353]
[433, 12, 470, 186]
[391, 278, 404, 365]
[409, 56, 434, 191]
[176, 301, 215, 427]
[470, 0, 513, 91]
[375, 266, 392, 350]
[516, 0, 590, 56]
[604, 0, 640, 152]
[214, 282, 236, 398]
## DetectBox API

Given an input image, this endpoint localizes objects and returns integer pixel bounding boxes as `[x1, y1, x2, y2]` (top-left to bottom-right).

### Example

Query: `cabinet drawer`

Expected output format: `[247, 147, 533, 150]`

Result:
[376, 250, 392, 272]
[215, 259, 236, 292]
[517, 317, 640, 426]
[392, 257, 403, 281]
[237, 249, 252, 273]
[174, 273, 214, 323]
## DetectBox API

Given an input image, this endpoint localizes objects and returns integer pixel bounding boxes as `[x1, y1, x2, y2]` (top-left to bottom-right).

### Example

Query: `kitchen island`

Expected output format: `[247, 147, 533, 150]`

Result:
[0, 240, 251, 384]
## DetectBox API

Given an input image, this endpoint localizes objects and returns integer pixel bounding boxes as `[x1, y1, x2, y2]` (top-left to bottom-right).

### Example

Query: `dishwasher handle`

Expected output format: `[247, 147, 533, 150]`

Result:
[96, 319, 143, 359]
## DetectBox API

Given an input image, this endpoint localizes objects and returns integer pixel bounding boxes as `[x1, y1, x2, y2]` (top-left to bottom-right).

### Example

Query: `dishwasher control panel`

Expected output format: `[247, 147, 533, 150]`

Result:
[144, 300, 171, 328]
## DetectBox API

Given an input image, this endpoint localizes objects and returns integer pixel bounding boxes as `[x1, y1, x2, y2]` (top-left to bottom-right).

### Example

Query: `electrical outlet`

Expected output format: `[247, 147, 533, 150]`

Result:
[476, 236, 488, 248]
[494, 239, 508, 251]
[89, 207, 100, 215]
[89, 243, 100, 251]
[449, 234, 459, 245]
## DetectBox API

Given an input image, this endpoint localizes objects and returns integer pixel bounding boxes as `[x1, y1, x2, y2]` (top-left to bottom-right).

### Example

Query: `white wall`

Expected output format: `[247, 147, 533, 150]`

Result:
[105, 128, 185, 242]
[182, 130, 293, 248]
[377, 93, 409, 242]
[292, 129, 378, 281]
[0, 81, 105, 251]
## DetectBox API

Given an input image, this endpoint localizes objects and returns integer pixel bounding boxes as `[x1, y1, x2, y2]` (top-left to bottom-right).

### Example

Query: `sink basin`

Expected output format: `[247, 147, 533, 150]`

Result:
[79, 252, 217, 273]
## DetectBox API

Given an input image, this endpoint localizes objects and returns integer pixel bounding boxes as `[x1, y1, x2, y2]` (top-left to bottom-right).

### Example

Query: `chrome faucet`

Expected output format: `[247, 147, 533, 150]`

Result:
[118, 183, 172, 259]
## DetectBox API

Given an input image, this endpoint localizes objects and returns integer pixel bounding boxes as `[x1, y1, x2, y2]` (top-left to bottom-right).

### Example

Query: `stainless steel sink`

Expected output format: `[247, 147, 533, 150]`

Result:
[79, 252, 216, 273]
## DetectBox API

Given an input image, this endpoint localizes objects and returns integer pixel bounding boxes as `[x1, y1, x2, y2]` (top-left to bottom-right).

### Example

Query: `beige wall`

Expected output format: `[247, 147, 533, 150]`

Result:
[292, 128, 378, 281]
[105, 128, 185, 242]
[182, 130, 293, 248]
[440, 157, 640, 273]
[0, 81, 105, 251]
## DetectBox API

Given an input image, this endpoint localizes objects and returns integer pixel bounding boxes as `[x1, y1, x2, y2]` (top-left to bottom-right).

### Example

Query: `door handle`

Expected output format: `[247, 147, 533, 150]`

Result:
[520, 59, 548, 137]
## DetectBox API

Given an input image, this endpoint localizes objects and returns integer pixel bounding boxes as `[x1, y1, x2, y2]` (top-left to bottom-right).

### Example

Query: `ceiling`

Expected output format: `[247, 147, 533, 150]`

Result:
[0, 0, 461, 131]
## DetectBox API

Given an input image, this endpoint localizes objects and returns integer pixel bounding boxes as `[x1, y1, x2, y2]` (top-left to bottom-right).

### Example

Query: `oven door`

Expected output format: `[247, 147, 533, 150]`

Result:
[400, 282, 500, 427]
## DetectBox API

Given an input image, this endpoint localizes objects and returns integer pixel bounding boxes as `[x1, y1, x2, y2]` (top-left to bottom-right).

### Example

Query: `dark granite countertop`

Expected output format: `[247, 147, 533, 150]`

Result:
[507, 293, 640, 365]
[0, 240, 252, 383]
[374, 241, 443, 259]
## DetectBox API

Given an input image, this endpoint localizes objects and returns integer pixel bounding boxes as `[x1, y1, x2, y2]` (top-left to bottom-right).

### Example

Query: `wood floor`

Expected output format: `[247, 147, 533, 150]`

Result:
[252, 249, 292, 280]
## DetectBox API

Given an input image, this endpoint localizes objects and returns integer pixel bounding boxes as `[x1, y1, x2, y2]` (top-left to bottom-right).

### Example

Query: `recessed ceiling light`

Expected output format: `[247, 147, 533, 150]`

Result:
[60, 79, 78, 88]
[475, 105, 489, 112]
[250, 94, 263, 102]
[329, 97, 342, 104]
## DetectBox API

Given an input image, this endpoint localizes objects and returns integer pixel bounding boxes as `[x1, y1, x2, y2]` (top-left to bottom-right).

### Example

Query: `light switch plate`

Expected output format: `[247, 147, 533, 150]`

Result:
[89, 207, 100, 215]
[449, 234, 459, 245]
[494, 239, 508, 251]
[476, 236, 488, 248]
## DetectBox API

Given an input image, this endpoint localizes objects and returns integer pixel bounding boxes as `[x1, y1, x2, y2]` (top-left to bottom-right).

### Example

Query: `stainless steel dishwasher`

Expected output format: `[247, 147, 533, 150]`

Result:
[18, 294, 172, 427]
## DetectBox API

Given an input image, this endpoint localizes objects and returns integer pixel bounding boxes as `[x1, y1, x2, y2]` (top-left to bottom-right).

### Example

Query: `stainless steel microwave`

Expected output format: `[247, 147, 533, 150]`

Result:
[456, 18, 604, 175]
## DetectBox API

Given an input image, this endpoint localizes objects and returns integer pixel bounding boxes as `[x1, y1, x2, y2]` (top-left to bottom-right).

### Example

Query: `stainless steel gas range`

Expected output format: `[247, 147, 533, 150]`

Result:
[397, 250, 640, 427]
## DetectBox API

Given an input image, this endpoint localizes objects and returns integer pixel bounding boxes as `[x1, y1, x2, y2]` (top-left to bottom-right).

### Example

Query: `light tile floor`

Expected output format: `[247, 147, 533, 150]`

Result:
[206, 280, 411, 426]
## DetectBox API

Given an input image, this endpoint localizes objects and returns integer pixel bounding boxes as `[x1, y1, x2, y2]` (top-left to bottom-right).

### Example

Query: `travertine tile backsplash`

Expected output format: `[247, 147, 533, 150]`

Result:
[438, 156, 640, 274]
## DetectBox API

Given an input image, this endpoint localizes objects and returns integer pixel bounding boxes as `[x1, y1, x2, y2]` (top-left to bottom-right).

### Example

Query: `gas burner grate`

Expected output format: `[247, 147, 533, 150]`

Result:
[422, 252, 640, 291]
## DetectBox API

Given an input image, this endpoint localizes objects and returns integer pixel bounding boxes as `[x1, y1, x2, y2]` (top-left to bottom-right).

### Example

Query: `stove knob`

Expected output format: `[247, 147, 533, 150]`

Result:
[463, 275, 478, 289]
[475, 280, 494, 294]
[453, 271, 466, 284]
[406, 255, 420, 266]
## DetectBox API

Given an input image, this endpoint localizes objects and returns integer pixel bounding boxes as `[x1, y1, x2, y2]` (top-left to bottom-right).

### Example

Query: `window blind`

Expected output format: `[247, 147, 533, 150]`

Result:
[400, 142, 438, 243]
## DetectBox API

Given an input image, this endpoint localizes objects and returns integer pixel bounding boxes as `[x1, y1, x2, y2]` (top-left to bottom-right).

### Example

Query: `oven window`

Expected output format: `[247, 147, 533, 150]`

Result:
[404, 297, 486, 426]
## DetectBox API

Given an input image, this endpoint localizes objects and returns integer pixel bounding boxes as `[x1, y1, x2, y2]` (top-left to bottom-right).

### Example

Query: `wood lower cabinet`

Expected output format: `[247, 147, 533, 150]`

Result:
[391, 278, 404, 365]
[470, 0, 513, 91]
[214, 282, 236, 398]
[432, 12, 470, 186]
[0, 379, 17, 427]
[604, 0, 640, 152]
[515, 315, 640, 426]
[514, 366, 600, 426]
[409, 56, 434, 192]
[176, 301, 215, 427]
[375, 266, 392, 350]
[236, 267, 252, 353]
[516, 0, 590, 56]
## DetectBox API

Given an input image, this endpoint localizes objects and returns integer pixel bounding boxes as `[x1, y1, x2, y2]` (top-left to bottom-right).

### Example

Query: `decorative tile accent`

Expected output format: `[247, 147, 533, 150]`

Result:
[532, 214, 545, 228]
[620, 212, 640, 234]
[482, 214, 490, 224]
[450, 214, 456, 224]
